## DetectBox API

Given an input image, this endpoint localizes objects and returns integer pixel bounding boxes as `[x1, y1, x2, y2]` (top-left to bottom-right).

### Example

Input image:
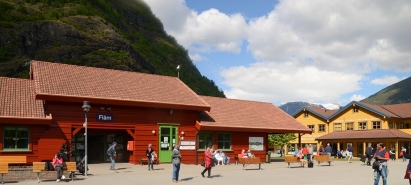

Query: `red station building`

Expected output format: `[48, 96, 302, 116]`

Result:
[0, 61, 311, 165]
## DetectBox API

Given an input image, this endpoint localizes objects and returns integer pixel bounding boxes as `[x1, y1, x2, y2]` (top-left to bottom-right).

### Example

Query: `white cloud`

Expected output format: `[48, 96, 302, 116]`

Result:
[144, 0, 411, 103]
[221, 62, 362, 103]
[371, 75, 406, 85]
[246, 0, 411, 72]
[144, 0, 247, 53]
[189, 53, 204, 62]
[349, 94, 366, 102]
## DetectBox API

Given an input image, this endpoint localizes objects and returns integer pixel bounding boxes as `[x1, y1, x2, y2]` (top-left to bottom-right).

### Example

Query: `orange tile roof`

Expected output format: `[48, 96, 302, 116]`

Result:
[316, 129, 411, 140]
[381, 103, 411, 118]
[360, 102, 399, 118]
[30, 61, 210, 111]
[197, 96, 312, 133]
[308, 107, 338, 118]
[0, 77, 46, 118]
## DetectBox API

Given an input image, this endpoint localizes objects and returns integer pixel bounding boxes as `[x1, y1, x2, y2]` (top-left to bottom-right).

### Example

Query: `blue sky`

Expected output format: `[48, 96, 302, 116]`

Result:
[144, 0, 411, 106]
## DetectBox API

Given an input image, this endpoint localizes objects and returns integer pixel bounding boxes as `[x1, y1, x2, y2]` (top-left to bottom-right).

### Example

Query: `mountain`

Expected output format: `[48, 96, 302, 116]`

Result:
[279, 102, 321, 115]
[0, 0, 225, 97]
[361, 76, 411, 105]
[279, 102, 340, 115]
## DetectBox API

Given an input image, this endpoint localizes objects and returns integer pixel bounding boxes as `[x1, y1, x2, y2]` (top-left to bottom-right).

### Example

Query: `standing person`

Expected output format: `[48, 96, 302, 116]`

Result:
[107, 142, 117, 170]
[402, 147, 407, 162]
[52, 152, 65, 182]
[403, 153, 411, 184]
[318, 145, 325, 156]
[389, 148, 396, 161]
[201, 146, 213, 178]
[347, 144, 354, 163]
[302, 145, 309, 161]
[373, 143, 389, 185]
[307, 144, 314, 161]
[366, 143, 373, 166]
[146, 143, 155, 171]
[60, 149, 69, 163]
[325, 143, 332, 157]
[171, 137, 182, 183]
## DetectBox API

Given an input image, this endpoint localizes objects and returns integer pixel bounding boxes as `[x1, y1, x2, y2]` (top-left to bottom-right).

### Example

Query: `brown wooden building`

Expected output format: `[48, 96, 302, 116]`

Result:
[0, 61, 311, 165]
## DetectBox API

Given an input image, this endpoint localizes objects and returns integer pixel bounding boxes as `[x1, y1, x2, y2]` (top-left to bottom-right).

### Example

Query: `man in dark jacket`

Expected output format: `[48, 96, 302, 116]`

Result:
[366, 143, 373, 166]
[325, 143, 332, 157]
[60, 150, 69, 162]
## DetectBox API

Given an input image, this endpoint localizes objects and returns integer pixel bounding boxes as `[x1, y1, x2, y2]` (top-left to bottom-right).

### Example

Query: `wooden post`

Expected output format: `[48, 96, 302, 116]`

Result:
[337, 142, 340, 151]
[396, 140, 399, 160]
[363, 142, 366, 156]
[298, 134, 302, 148]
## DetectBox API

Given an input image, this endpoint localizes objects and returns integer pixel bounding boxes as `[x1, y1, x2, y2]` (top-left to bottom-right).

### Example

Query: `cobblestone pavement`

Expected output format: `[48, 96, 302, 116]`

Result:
[16, 159, 410, 185]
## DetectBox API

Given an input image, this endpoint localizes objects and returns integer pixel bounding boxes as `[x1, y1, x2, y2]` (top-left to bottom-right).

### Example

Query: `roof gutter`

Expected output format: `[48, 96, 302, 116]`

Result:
[35, 93, 211, 111]
[196, 122, 312, 134]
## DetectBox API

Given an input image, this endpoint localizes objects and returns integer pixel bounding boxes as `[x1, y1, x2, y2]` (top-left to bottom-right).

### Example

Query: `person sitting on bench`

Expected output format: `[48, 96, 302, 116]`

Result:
[52, 152, 65, 182]
[214, 150, 224, 165]
[241, 149, 248, 158]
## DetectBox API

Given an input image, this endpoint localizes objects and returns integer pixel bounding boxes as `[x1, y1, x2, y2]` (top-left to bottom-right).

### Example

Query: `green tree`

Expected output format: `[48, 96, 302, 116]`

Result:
[268, 134, 297, 154]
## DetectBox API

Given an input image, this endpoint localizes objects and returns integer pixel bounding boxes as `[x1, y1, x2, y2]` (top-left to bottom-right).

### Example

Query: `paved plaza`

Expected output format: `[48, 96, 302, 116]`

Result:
[15, 158, 410, 185]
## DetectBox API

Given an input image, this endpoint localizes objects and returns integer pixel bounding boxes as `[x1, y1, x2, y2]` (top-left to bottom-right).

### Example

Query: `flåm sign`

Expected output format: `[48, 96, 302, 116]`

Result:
[96, 114, 113, 122]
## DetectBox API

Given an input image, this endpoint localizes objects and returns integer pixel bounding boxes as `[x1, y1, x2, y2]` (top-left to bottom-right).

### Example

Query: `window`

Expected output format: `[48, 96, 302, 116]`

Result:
[308, 125, 315, 132]
[372, 121, 381, 129]
[388, 122, 394, 129]
[334, 123, 342, 131]
[405, 123, 410, 129]
[353, 107, 359, 113]
[359, 122, 367, 130]
[318, 124, 326, 132]
[346, 123, 354, 130]
[198, 132, 213, 150]
[304, 112, 309, 118]
[400, 122, 404, 129]
[3, 126, 29, 150]
[217, 133, 231, 149]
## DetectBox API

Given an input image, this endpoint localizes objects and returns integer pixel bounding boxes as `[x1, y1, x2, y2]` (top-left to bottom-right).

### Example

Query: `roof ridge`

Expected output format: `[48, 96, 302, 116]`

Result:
[379, 105, 402, 118]
[31, 60, 180, 79]
[0, 76, 32, 82]
[200, 95, 273, 104]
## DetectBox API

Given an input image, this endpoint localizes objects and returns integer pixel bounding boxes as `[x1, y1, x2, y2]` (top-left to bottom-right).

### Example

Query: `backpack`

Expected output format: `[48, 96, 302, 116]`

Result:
[107, 147, 113, 156]
[44, 161, 54, 171]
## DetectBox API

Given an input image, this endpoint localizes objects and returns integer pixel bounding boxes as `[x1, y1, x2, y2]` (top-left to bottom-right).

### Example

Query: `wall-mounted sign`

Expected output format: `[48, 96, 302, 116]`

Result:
[249, 137, 263, 151]
[180, 146, 196, 150]
[96, 114, 113, 122]
[181, 141, 195, 146]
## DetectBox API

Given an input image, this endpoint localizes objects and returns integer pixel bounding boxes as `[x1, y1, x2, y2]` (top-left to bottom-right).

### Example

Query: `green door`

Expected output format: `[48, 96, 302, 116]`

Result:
[159, 126, 178, 163]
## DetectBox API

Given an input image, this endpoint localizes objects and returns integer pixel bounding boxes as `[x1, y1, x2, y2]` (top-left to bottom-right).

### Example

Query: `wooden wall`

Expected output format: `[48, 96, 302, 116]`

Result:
[196, 132, 267, 164]
[46, 101, 199, 164]
[0, 124, 48, 164]
[1, 101, 269, 165]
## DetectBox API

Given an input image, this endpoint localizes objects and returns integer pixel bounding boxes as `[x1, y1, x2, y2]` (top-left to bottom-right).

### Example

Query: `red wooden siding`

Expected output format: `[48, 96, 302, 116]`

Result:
[44, 102, 199, 164]
[196, 132, 267, 164]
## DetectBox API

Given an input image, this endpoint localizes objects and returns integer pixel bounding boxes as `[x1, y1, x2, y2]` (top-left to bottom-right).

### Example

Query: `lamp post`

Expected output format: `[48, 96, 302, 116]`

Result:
[82, 101, 91, 176]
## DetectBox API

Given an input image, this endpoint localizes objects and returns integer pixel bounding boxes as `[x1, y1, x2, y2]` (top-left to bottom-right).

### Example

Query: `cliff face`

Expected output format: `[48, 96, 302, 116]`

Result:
[1, 16, 154, 78]
[0, 0, 225, 97]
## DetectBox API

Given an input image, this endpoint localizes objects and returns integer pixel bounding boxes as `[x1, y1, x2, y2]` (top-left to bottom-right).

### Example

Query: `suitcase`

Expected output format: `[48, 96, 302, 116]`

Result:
[308, 161, 314, 168]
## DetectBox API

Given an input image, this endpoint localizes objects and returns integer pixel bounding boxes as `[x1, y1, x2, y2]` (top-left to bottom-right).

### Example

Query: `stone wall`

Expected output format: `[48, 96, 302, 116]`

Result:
[4, 166, 72, 183]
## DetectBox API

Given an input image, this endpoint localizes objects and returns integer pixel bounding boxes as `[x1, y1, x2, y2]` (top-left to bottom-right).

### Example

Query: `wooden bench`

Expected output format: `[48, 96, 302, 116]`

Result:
[237, 154, 262, 170]
[284, 156, 305, 168]
[139, 157, 159, 166]
[315, 155, 331, 166]
[33, 162, 77, 183]
[0, 156, 27, 184]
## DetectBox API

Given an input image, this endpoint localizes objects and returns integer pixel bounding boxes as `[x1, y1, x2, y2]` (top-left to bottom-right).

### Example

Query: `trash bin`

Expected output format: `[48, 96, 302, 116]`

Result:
[265, 151, 271, 163]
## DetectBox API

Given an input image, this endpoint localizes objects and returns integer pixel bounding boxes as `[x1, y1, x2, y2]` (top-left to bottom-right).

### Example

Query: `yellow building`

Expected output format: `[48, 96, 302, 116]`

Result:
[289, 101, 411, 159]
